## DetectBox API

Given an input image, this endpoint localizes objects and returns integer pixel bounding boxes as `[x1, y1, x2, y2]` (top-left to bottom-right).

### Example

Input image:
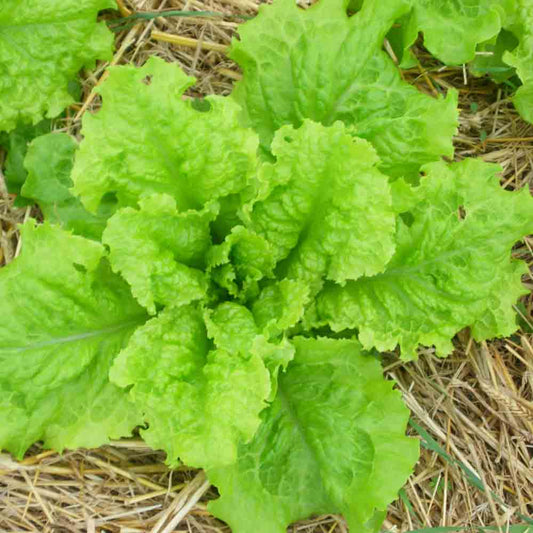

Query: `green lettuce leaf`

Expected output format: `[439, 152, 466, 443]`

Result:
[242, 121, 396, 292]
[252, 279, 310, 338]
[502, 0, 533, 123]
[208, 226, 275, 301]
[0, 0, 116, 132]
[392, 0, 533, 124]
[0, 120, 51, 202]
[209, 337, 419, 533]
[0, 222, 146, 457]
[470, 30, 518, 83]
[103, 194, 216, 314]
[393, 0, 510, 66]
[205, 302, 295, 398]
[110, 304, 271, 469]
[230, 0, 458, 178]
[204, 302, 260, 353]
[71, 56, 258, 213]
[22, 132, 114, 240]
[311, 159, 533, 359]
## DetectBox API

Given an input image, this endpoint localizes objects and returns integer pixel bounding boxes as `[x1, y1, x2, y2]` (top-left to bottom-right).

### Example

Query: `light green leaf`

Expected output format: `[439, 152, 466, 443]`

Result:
[252, 279, 310, 338]
[22, 132, 114, 240]
[244, 121, 396, 292]
[394, 0, 509, 66]
[208, 225, 275, 301]
[391, 0, 533, 125]
[71, 57, 258, 213]
[312, 159, 533, 359]
[230, 0, 458, 178]
[249, 336, 295, 401]
[0, 0, 116, 132]
[0, 222, 146, 458]
[0, 120, 51, 202]
[204, 302, 259, 353]
[205, 302, 295, 399]
[110, 305, 271, 469]
[502, 0, 533, 123]
[470, 30, 518, 83]
[209, 337, 419, 533]
[103, 194, 215, 314]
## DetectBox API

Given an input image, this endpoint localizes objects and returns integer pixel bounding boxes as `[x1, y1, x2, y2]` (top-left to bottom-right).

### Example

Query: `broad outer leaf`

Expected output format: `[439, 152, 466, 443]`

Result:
[230, 0, 458, 178]
[395, 0, 509, 66]
[103, 194, 215, 314]
[311, 159, 533, 359]
[0, 222, 146, 457]
[0, 0, 115, 132]
[110, 305, 271, 469]
[243, 121, 396, 291]
[71, 57, 258, 213]
[209, 337, 419, 533]
[22, 133, 113, 240]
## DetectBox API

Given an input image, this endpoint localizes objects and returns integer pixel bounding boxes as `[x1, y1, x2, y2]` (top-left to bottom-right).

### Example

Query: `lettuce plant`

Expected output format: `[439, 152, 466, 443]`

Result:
[1, 0, 533, 531]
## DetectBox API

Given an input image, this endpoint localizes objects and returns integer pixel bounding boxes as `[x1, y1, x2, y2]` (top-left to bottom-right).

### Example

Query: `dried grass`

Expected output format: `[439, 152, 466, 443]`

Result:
[1, 0, 532, 531]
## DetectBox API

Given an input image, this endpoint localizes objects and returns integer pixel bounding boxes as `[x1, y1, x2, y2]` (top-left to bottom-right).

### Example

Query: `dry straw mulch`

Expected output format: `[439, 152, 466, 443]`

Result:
[1, 0, 533, 531]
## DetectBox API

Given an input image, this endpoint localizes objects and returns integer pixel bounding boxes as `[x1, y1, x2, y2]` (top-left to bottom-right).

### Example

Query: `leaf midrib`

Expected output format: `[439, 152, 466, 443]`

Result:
[2, 317, 145, 354]
[277, 378, 333, 506]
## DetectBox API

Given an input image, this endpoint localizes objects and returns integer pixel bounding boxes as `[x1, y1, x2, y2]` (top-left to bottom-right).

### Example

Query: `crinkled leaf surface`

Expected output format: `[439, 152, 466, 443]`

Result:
[311, 159, 533, 359]
[208, 226, 275, 301]
[204, 302, 260, 353]
[206, 303, 295, 382]
[230, 0, 458, 177]
[242, 121, 395, 292]
[103, 194, 215, 313]
[209, 337, 419, 533]
[205, 302, 295, 399]
[394, 0, 510, 66]
[252, 279, 310, 338]
[0, 0, 115, 132]
[22, 133, 114, 240]
[0, 222, 146, 458]
[110, 304, 271, 469]
[72, 57, 258, 213]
